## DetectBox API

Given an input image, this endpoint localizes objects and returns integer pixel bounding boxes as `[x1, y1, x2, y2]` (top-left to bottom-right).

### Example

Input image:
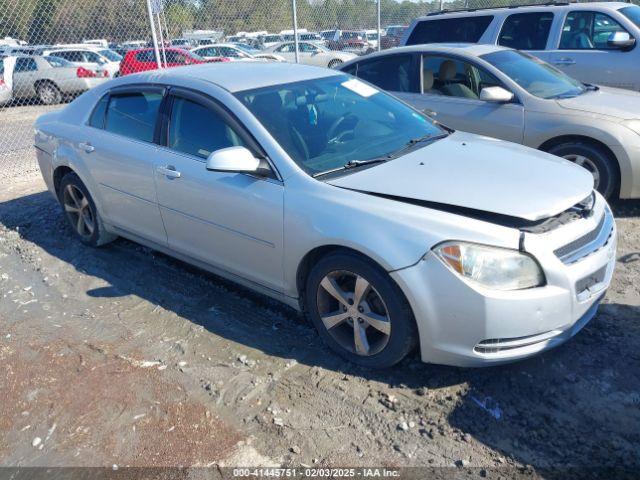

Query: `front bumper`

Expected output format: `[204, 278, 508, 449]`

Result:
[391, 204, 617, 367]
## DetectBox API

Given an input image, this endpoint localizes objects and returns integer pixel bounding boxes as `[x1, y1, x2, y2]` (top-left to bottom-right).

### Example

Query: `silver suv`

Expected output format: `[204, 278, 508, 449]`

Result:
[401, 2, 640, 91]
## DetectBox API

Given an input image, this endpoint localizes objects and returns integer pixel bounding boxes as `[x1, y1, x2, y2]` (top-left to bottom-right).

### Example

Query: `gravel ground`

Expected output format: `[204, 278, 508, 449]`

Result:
[0, 105, 639, 476]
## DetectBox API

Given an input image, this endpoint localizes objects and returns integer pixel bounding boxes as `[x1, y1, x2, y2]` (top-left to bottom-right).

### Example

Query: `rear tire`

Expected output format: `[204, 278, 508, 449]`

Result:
[36, 81, 62, 105]
[304, 251, 417, 369]
[58, 172, 117, 247]
[547, 142, 618, 199]
[328, 59, 343, 69]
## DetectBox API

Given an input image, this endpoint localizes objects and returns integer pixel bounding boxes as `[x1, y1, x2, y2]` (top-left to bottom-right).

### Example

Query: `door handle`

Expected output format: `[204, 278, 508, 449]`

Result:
[156, 165, 181, 179]
[553, 58, 576, 66]
[79, 141, 95, 153]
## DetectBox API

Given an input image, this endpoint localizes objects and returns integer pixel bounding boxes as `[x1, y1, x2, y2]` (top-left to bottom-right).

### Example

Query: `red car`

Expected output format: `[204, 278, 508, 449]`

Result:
[119, 48, 229, 75]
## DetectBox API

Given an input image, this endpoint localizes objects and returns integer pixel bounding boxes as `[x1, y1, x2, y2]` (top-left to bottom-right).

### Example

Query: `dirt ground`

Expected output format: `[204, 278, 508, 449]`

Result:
[1, 126, 640, 476]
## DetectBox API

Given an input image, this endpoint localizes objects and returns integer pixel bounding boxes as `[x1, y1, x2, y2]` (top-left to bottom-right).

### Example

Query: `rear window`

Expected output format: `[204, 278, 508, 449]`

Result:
[89, 94, 109, 129]
[135, 50, 156, 63]
[104, 91, 162, 143]
[45, 56, 72, 68]
[406, 15, 494, 45]
[498, 12, 554, 50]
[350, 54, 416, 92]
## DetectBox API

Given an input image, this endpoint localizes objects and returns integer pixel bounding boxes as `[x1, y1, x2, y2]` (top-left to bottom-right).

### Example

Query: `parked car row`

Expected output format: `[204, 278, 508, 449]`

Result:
[0, 55, 109, 106]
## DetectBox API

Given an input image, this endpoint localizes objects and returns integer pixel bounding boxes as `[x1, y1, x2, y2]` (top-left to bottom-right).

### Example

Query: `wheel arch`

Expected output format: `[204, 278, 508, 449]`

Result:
[538, 135, 622, 196]
[52, 165, 75, 199]
[33, 78, 60, 91]
[295, 244, 409, 311]
[538, 134, 621, 181]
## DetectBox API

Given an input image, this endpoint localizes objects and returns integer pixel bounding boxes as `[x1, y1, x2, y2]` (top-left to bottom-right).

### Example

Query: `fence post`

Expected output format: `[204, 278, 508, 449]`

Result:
[146, 0, 162, 69]
[292, 0, 299, 63]
[377, 0, 381, 51]
[440, 0, 444, 10]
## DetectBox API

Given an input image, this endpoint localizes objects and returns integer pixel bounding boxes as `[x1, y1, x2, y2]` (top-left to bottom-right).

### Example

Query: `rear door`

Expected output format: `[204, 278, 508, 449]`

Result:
[543, 10, 637, 89]
[82, 86, 168, 245]
[399, 54, 524, 143]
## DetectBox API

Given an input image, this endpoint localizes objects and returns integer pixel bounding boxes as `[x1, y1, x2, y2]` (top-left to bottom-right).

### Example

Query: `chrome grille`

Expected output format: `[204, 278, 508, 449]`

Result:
[554, 209, 614, 265]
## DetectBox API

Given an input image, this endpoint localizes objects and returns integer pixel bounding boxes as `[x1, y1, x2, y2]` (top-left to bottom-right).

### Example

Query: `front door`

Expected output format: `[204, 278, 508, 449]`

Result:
[397, 54, 525, 144]
[153, 89, 284, 292]
[541, 10, 638, 90]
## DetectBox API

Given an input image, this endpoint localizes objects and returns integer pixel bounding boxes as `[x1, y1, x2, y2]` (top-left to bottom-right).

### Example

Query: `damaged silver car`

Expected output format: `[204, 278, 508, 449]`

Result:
[35, 63, 616, 368]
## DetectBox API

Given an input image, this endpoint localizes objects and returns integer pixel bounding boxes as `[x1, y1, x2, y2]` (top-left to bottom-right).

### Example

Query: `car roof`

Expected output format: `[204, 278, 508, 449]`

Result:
[340, 43, 509, 67]
[125, 62, 342, 92]
[414, 1, 631, 19]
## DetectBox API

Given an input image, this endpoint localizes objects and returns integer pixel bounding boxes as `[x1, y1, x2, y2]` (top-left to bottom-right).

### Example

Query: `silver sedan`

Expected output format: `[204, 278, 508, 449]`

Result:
[339, 44, 640, 200]
[35, 63, 616, 368]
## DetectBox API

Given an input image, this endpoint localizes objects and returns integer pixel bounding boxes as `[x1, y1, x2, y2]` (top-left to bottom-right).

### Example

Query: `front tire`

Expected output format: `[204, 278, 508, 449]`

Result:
[58, 173, 116, 247]
[328, 59, 343, 69]
[547, 142, 618, 199]
[304, 251, 417, 368]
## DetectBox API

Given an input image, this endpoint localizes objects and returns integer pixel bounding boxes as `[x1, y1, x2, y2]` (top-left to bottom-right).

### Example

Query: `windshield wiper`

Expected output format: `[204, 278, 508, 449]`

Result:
[344, 158, 387, 169]
[313, 132, 449, 178]
[313, 157, 388, 178]
[388, 132, 450, 158]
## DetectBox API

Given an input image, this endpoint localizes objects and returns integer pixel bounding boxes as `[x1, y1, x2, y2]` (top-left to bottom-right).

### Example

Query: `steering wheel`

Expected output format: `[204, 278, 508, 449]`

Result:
[327, 114, 357, 145]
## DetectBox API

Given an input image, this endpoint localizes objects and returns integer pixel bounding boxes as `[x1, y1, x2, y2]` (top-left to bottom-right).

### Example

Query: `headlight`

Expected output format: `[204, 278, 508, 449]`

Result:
[432, 241, 545, 291]
[622, 119, 640, 136]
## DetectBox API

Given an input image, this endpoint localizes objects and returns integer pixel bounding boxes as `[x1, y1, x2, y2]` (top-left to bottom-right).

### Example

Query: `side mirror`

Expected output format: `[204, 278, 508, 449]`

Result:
[480, 86, 514, 103]
[206, 146, 261, 173]
[607, 31, 635, 50]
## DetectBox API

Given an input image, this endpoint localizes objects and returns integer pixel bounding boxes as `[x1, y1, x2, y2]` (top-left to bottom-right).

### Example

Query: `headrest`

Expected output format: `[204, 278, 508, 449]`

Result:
[439, 60, 457, 82]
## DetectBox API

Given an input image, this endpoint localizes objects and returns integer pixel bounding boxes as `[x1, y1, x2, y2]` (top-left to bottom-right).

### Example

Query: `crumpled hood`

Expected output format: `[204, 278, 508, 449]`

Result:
[326, 132, 594, 222]
[556, 86, 640, 121]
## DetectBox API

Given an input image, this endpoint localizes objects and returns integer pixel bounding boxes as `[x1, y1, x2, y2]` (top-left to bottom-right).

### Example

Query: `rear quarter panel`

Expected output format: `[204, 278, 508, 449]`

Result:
[34, 88, 108, 207]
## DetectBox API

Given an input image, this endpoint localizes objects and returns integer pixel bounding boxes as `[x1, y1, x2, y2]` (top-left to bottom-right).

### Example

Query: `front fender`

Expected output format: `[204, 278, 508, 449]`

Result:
[525, 112, 640, 198]
[282, 176, 520, 298]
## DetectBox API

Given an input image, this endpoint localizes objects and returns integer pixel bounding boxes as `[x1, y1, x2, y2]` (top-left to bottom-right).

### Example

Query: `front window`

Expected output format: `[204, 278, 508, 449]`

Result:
[422, 55, 502, 98]
[168, 96, 246, 158]
[236, 75, 445, 177]
[620, 6, 640, 28]
[482, 49, 585, 99]
[559, 11, 629, 49]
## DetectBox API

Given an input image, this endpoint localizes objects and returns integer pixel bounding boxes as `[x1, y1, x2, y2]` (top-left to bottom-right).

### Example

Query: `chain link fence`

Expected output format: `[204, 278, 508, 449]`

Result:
[0, 0, 636, 179]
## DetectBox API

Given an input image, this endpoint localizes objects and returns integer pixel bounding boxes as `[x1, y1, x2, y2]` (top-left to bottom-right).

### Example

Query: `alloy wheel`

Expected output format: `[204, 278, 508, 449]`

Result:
[316, 270, 391, 356]
[563, 154, 600, 190]
[63, 184, 95, 239]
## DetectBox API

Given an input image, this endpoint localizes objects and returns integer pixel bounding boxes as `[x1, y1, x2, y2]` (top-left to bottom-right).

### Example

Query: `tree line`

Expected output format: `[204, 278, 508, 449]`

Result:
[3, 0, 624, 45]
[0, 0, 460, 44]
